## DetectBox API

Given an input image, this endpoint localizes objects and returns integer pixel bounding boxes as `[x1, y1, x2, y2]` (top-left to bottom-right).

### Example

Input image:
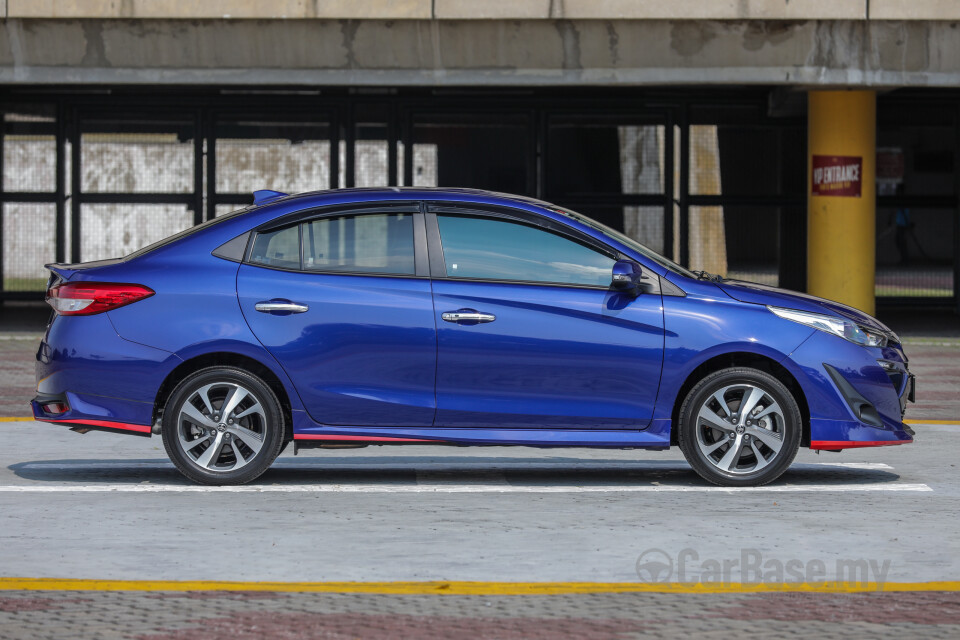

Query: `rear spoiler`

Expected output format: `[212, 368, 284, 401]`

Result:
[45, 258, 125, 284]
[45, 264, 77, 283]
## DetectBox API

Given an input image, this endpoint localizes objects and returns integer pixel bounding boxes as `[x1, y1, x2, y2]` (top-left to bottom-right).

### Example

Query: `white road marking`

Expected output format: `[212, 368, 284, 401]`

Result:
[18, 461, 894, 471]
[803, 462, 894, 470]
[0, 483, 932, 493]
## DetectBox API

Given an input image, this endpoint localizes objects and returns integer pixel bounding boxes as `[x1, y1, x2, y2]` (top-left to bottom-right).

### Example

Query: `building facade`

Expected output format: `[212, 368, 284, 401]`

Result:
[1, 1, 958, 310]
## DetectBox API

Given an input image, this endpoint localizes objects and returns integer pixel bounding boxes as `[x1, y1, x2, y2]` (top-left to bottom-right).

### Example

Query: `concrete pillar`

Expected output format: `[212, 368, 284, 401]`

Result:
[807, 90, 876, 315]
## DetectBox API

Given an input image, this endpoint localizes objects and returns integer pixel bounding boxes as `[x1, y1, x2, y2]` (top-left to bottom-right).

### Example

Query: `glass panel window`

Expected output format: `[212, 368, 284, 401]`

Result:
[4, 105, 60, 193]
[303, 213, 415, 275]
[687, 124, 805, 198]
[437, 215, 615, 287]
[80, 204, 192, 262]
[215, 118, 332, 194]
[547, 123, 665, 197]
[876, 207, 954, 298]
[411, 118, 528, 193]
[249, 225, 300, 270]
[80, 115, 195, 194]
[4, 203, 55, 290]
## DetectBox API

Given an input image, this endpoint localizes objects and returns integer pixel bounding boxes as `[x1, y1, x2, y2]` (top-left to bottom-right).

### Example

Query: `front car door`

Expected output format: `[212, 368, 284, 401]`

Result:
[428, 205, 665, 429]
[237, 203, 437, 427]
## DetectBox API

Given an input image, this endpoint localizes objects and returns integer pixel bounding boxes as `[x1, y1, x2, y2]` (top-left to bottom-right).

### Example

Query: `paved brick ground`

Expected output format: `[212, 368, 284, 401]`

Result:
[901, 340, 960, 421]
[0, 590, 958, 640]
[0, 337, 37, 418]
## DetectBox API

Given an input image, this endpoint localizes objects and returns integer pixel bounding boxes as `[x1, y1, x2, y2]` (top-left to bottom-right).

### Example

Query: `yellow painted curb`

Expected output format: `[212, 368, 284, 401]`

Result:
[0, 578, 959, 595]
[0, 417, 34, 422]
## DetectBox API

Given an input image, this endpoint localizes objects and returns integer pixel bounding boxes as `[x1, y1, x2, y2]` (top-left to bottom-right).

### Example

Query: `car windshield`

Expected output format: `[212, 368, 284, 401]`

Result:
[124, 206, 252, 260]
[551, 205, 697, 279]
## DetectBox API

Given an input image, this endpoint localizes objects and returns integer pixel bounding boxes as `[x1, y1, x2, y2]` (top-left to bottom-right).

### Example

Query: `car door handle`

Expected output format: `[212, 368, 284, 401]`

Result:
[255, 302, 309, 314]
[441, 310, 496, 323]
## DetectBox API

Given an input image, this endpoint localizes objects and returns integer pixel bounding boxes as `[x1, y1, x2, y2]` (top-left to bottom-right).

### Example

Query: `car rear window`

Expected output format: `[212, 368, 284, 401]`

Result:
[249, 225, 301, 269]
[123, 206, 252, 260]
[302, 213, 415, 275]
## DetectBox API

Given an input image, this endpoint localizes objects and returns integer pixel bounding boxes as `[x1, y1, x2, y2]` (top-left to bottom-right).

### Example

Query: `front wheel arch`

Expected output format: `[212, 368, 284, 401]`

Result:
[669, 352, 810, 448]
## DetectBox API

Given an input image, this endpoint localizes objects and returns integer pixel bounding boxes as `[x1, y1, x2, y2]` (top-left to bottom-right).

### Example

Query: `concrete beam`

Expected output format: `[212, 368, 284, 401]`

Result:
[7, 1, 432, 20]
[435, 1, 551, 20]
[870, 0, 960, 20]
[1, 19, 959, 88]
[8, 0, 870, 21]
[436, 1, 867, 21]
[12, 0, 960, 21]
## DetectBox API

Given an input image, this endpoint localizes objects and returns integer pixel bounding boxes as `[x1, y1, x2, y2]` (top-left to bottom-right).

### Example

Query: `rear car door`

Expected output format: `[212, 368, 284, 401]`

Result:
[237, 204, 437, 427]
[428, 206, 665, 429]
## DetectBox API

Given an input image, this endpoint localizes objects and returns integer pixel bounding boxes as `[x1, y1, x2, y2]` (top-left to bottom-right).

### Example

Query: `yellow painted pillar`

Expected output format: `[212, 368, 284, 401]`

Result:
[807, 90, 876, 315]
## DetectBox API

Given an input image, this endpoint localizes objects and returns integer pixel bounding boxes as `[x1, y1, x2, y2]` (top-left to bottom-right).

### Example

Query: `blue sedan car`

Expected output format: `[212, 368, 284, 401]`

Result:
[32, 188, 914, 486]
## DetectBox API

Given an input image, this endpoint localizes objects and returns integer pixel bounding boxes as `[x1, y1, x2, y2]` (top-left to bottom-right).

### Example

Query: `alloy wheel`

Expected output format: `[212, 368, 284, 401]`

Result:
[694, 383, 786, 475]
[176, 381, 267, 473]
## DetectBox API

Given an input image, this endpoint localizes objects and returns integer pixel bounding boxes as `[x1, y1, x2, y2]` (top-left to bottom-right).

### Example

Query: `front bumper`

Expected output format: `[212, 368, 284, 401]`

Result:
[808, 421, 915, 450]
[786, 331, 915, 449]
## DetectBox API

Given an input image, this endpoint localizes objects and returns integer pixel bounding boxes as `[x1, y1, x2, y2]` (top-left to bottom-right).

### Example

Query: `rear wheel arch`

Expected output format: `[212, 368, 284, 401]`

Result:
[669, 352, 810, 448]
[154, 352, 294, 442]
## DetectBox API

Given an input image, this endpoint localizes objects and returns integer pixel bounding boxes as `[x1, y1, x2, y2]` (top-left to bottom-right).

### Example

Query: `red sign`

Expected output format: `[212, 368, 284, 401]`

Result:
[876, 148, 904, 182]
[812, 155, 862, 197]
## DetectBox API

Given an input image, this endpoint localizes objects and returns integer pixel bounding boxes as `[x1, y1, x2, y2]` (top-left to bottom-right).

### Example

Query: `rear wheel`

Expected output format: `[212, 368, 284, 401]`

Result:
[678, 367, 802, 487]
[162, 367, 285, 485]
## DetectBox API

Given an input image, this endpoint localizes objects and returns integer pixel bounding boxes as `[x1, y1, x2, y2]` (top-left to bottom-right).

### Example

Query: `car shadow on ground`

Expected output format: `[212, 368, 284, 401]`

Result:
[7, 456, 904, 486]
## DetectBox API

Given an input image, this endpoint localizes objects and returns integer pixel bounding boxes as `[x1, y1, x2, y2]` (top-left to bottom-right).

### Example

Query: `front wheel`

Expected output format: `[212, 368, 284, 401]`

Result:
[162, 367, 286, 485]
[677, 367, 802, 487]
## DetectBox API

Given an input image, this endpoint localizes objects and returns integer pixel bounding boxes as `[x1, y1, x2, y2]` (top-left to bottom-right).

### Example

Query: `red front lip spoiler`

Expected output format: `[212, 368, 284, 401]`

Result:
[810, 439, 912, 451]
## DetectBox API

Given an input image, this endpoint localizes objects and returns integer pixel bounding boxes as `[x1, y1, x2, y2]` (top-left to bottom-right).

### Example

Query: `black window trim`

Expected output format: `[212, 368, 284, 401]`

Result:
[424, 203, 623, 291]
[256, 200, 421, 233]
[426, 202, 620, 259]
[244, 201, 428, 278]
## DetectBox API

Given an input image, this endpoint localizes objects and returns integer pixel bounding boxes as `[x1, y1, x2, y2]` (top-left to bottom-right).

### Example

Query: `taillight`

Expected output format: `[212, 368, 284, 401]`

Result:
[46, 282, 155, 316]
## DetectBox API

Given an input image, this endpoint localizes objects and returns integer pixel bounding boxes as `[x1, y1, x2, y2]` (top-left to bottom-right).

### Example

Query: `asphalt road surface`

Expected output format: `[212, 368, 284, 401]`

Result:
[0, 419, 955, 585]
[2, 324, 959, 638]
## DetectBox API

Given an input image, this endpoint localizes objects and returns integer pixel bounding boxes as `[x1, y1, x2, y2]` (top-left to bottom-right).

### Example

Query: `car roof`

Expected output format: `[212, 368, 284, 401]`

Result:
[256, 187, 556, 212]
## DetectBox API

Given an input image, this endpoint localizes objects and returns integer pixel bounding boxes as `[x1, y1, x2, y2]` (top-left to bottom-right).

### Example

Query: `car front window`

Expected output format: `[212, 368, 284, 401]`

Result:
[437, 214, 615, 287]
[551, 205, 697, 279]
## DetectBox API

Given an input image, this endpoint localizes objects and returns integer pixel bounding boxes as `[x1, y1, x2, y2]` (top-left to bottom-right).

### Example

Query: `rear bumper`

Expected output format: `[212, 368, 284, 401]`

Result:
[31, 392, 153, 437]
[34, 313, 176, 428]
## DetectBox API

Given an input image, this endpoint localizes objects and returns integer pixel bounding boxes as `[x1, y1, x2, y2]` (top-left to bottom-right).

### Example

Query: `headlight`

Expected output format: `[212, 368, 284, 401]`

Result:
[767, 306, 888, 347]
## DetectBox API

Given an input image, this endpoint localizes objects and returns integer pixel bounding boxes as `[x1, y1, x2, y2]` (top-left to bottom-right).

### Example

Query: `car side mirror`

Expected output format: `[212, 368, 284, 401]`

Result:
[611, 259, 643, 296]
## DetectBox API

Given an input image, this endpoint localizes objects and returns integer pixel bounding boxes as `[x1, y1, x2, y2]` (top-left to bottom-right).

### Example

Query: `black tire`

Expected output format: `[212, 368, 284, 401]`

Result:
[677, 367, 802, 487]
[162, 367, 286, 485]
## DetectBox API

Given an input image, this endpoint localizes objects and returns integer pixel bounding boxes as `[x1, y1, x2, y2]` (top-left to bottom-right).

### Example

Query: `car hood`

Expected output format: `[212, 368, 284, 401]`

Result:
[717, 280, 893, 333]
